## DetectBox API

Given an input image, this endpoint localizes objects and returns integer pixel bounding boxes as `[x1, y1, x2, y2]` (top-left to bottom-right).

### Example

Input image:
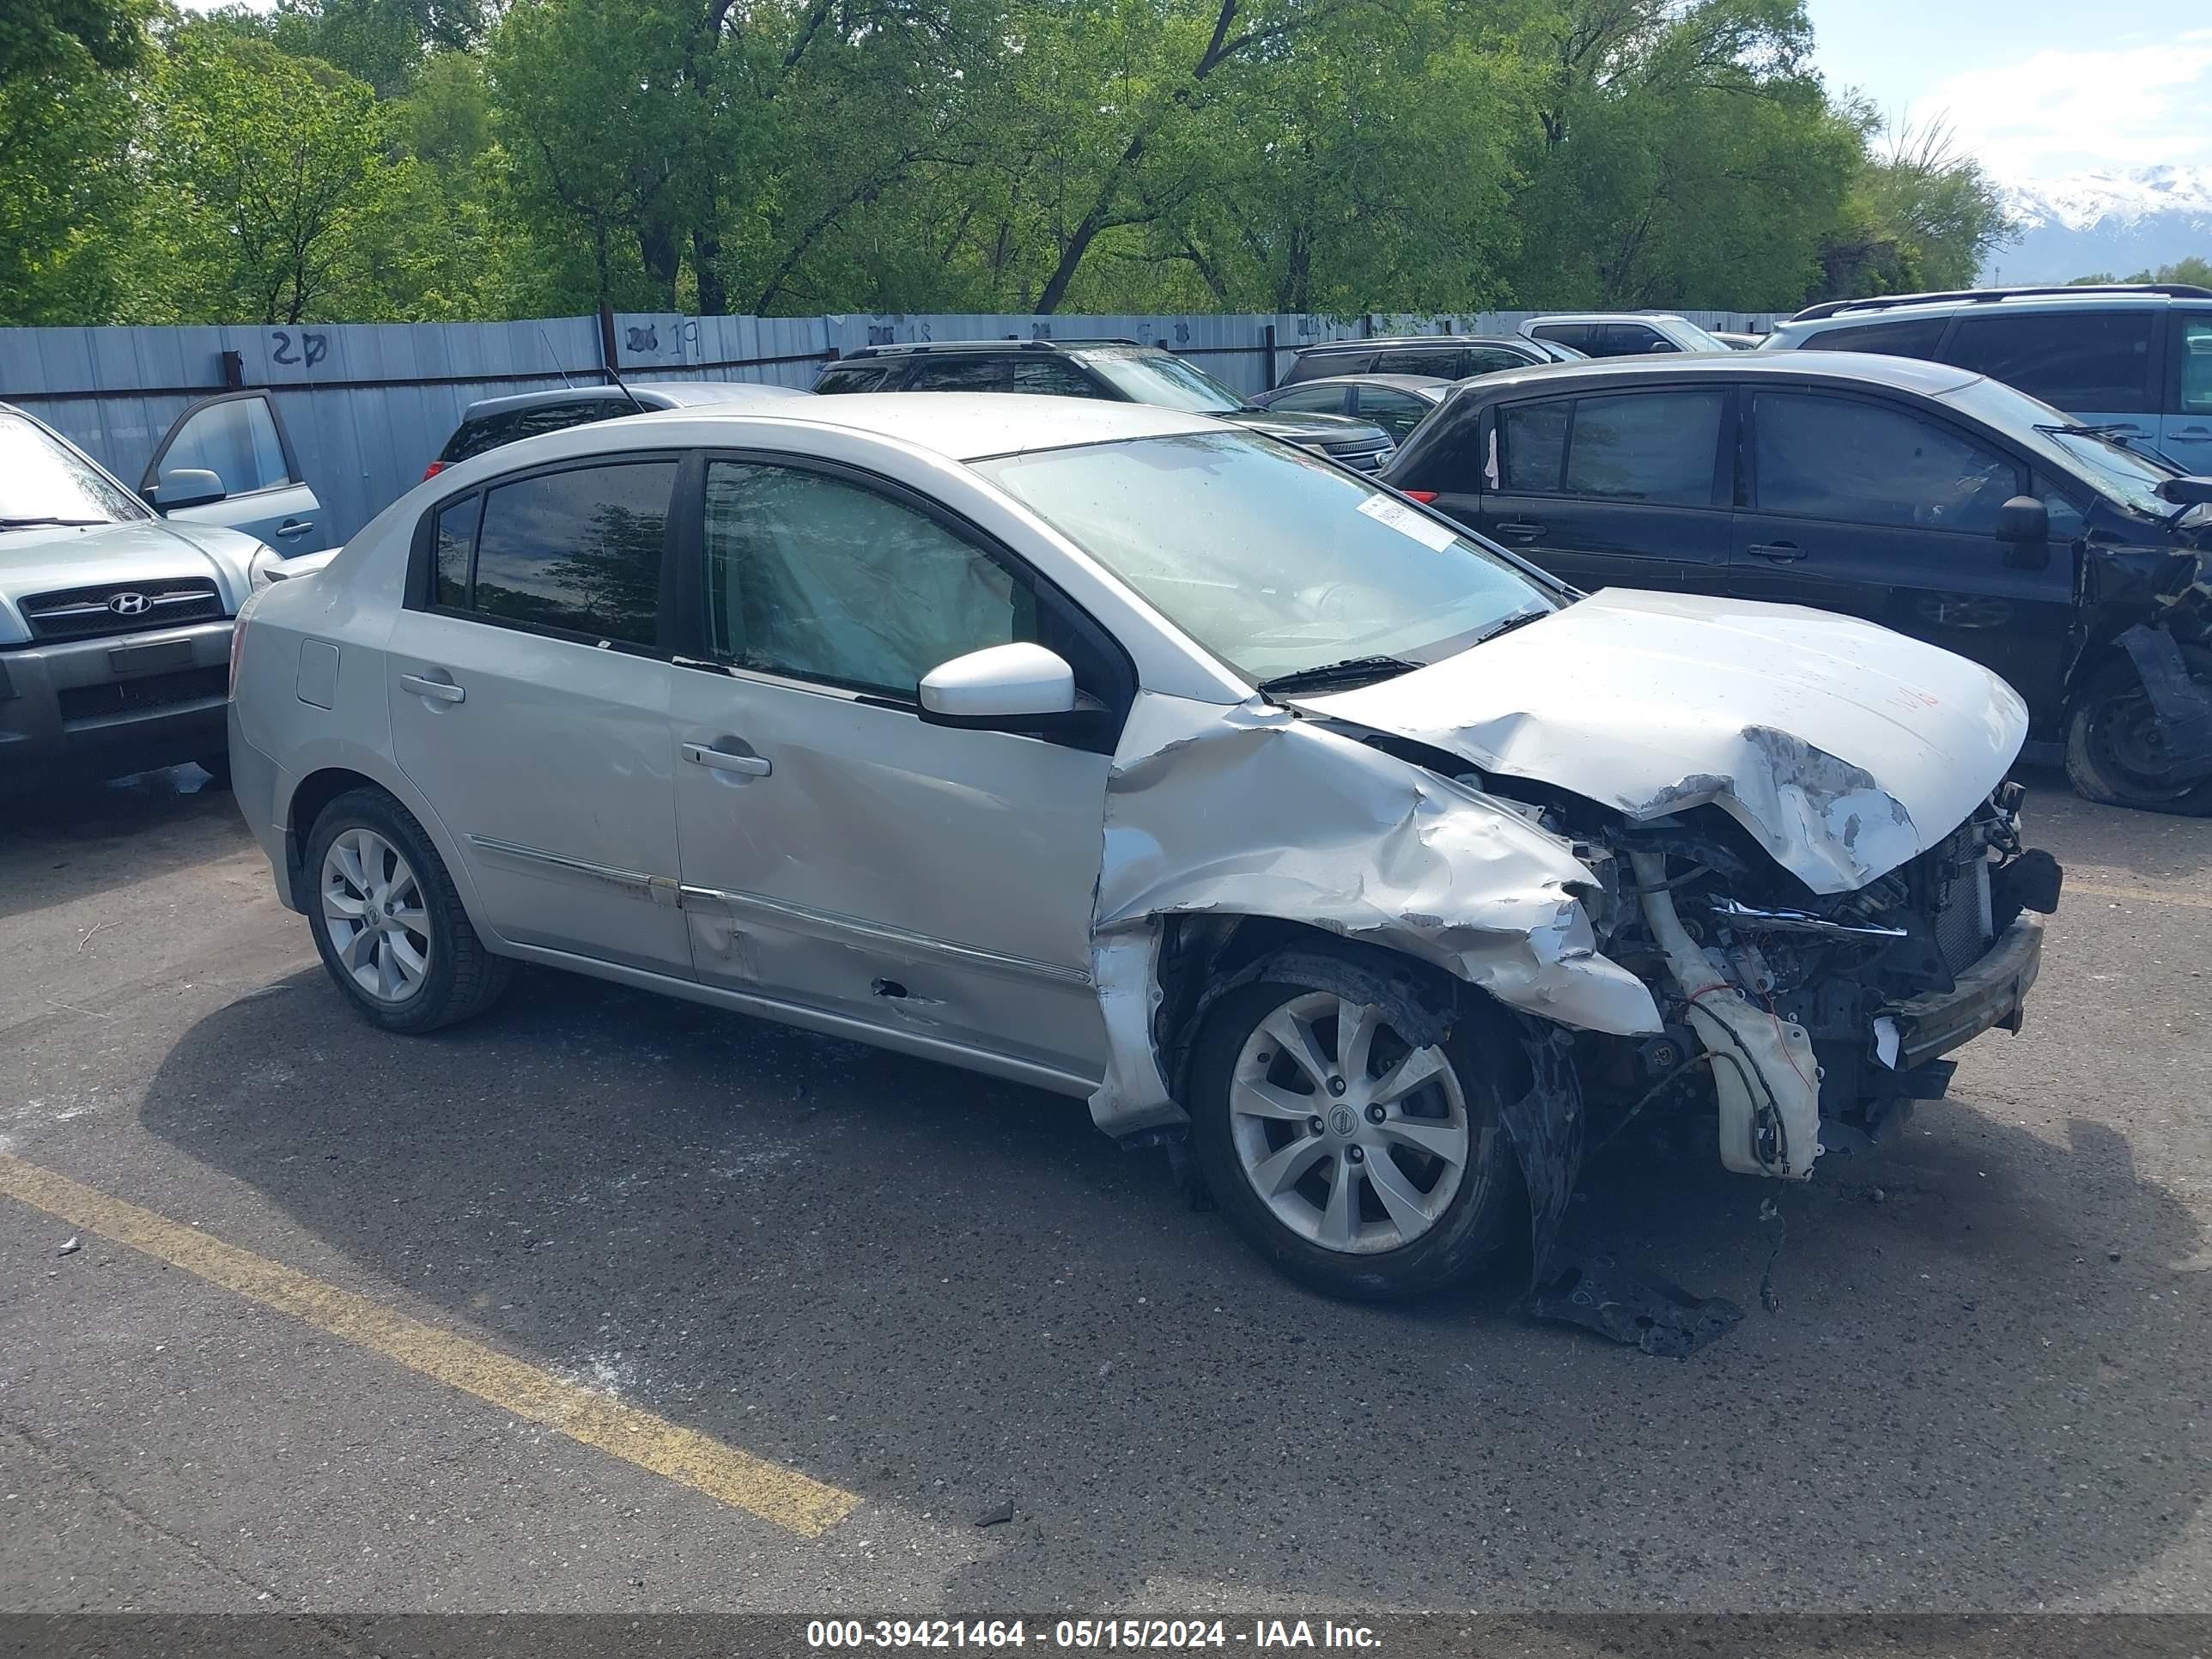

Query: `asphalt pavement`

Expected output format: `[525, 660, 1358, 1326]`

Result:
[2, 765, 2208, 1616]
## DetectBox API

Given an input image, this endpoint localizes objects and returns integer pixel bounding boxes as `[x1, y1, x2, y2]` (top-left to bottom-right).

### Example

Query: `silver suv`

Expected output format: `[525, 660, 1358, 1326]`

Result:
[1763, 283, 2212, 465]
[230, 392, 2054, 1299]
[1, 402, 298, 788]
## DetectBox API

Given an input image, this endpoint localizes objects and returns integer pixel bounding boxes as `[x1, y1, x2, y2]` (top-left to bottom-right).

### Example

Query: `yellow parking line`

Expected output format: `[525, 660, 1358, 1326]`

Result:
[2065, 880, 2212, 911]
[0, 1153, 860, 1538]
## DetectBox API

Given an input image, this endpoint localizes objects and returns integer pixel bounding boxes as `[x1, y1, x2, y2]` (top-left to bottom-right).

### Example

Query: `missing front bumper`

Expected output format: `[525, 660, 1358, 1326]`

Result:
[1886, 913, 2046, 1071]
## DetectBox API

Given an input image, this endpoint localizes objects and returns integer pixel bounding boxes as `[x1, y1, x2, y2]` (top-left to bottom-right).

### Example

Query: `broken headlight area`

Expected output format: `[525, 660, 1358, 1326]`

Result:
[1558, 784, 2061, 1176]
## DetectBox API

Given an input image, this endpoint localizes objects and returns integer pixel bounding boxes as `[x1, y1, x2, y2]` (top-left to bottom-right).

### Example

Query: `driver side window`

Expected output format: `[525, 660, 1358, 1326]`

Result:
[1751, 392, 2022, 533]
[702, 460, 1035, 699]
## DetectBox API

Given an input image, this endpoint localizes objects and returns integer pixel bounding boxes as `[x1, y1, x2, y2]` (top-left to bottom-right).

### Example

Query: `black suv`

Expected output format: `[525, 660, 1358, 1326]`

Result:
[814, 339, 1397, 471]
[1382, 351, 2212, 814]
[1276, 334, 1579, 386]
[425, 380, 805, 479]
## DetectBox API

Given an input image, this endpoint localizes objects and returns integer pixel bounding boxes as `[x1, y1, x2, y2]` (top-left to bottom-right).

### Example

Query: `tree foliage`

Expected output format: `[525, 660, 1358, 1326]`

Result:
[0, 0, 2022, 325]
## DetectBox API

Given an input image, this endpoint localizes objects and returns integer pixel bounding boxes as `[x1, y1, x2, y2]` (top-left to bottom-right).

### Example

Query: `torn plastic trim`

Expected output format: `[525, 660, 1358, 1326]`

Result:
[2116, 623, 2212, 782]
[1630, 850, 1821, 1180]
[1085, 693, 1664, 1139]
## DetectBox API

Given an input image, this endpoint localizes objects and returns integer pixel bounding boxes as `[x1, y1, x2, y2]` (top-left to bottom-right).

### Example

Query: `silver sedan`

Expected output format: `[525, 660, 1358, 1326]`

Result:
[231, 393, 2054, 1299]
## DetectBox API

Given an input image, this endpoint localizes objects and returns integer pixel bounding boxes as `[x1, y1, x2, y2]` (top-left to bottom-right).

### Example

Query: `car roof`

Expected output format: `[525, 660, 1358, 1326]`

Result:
[1523, 313, 1691, 325]
[459, 380, 804, 422]
[1442, 349, 1984, 398]
[1788, 290, 2190, 329]
[1269, 374, 1453, 393]
[1298, 335, 1535, 352]
[616, 391, 1224, 460]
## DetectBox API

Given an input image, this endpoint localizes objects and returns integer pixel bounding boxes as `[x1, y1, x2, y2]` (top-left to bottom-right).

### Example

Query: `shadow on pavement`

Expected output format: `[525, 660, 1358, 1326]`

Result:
[138, 960, 2209, 1610]
[0, 764, 247, 923]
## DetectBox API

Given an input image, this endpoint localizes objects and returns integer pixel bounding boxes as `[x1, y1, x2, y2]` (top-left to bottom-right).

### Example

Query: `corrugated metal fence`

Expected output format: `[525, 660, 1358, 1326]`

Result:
[0, 309, 1781, 546]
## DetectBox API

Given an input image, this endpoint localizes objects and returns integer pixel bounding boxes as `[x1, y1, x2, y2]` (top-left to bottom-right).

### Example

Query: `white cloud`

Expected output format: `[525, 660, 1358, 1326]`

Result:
[1908, 28, 2212, 181]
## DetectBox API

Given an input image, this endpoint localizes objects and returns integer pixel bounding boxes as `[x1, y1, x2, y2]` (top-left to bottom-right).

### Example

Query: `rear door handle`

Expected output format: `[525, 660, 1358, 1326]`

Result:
[1493, 520, 1547, 540]
[399, 672, 465, 704]
[1747, 541, 1805, 562]
[274, 519, 314, 538]
[684, 742, 771, 777]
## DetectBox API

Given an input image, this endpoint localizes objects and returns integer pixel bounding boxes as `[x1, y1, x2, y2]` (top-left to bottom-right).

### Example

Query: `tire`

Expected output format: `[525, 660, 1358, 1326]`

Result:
[195, 751, 232, 789]
[2064, 647, 2212, 817]
[303, 787, 513, 1033]
[1186, 947, 1519, 1302]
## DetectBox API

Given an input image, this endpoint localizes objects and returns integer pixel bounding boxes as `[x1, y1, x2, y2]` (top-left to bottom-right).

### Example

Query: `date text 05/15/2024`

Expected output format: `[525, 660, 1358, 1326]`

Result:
[805, 1620, 1384, 1650]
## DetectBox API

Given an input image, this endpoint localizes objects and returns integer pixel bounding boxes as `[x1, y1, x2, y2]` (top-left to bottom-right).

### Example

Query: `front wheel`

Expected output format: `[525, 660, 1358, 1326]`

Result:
[1186, 949, 1517, 1301]
[2064, 648, 2212, 817]
[304, 787, 514, 1032]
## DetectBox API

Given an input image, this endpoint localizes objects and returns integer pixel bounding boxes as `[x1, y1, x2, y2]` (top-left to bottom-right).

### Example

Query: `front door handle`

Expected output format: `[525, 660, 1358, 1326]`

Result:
[273, 519, 314, 538]
[399, 672, 465, 704]
[1747, 541, 1805, 562]
[1493, 520, 1547, 540]
[684, 742, 771, 777]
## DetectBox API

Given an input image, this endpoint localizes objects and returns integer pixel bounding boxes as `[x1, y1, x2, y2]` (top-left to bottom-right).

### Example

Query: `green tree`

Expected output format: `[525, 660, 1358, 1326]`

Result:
[147, 28, 394, 323]
[0, 0, 155, 82]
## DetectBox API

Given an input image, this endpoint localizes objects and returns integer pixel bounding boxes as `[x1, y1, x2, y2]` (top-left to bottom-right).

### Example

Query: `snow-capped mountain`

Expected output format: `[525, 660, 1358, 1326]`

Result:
[1987, 166, 2212, 283]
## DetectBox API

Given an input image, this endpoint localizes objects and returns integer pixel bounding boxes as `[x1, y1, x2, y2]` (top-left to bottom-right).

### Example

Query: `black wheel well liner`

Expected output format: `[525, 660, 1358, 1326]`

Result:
[1151, 913, 1533, 1106]
[284, 766, 384, 890]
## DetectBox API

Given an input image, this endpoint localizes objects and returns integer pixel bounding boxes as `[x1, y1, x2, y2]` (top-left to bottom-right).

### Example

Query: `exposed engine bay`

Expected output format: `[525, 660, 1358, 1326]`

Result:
[1463, 772, 2063, 1179]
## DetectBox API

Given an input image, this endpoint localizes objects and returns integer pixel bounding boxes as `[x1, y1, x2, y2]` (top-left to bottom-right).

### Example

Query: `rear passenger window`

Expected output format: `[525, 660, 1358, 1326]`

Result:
[1498, 401, 1571, 491]
[816, 362, 902, 393]
[1013, 358, 1105, 397]
[434, 495, 479, 607]
[462, 461, 675, 645]
[512, 399, 626, 441]
[1600, 324, 1668, 356]
[2174, 316, 2212, 415]
[1528, 325, 1594, 353]
[1463, 348, 1529, 377]
[1498, 392, 1722, 502]
[1290, 350, 1371, 382]
[1802, 316, 1951, 359]
[905, 357, 1009, 392]
[1375, 349, 1455, 376]
[1945, 311, 2157, 413]
[443, 412, 519, 463]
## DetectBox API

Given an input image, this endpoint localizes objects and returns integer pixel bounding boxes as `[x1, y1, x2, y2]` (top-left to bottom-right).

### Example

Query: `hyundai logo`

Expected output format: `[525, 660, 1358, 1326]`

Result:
[108, 591, 152, 616]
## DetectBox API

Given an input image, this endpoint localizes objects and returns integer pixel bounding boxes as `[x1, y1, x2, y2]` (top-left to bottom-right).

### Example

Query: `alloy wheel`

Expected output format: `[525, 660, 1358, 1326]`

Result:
[321, 826, 432, 1003]
[1227, 991, 1470, 1255]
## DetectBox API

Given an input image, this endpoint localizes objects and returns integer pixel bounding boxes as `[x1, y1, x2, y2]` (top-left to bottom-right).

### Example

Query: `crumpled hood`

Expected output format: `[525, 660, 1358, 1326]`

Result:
[0, 518, 263, 645]
[1293, 588, 2030, 894]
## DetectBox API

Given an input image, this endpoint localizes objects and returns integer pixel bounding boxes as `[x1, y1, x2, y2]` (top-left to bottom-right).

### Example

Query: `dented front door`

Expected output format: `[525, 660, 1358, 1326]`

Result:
[669, 457, 1109, 1082]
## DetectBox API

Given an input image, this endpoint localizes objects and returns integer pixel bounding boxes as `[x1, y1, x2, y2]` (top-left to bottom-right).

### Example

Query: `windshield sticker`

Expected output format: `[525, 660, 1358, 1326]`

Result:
[1358, 493, 1461, 552]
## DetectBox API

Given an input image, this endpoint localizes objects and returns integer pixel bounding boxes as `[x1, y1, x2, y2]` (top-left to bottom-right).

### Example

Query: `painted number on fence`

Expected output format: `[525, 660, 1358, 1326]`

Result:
[270, 330, 329, 368]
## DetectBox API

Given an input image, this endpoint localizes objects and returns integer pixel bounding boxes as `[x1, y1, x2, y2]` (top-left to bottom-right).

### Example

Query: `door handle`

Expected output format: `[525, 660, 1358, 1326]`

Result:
[1747, 541, 1805, 562]
[399, 672, 465, 704]
[274, 519, 314, 538]
[1493, 520, 1547, 539]
[684, 741, 771, 777]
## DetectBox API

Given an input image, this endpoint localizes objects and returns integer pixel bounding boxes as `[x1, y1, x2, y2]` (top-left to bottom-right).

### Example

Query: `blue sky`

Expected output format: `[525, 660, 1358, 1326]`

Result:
[1805, 0, 2212, 181]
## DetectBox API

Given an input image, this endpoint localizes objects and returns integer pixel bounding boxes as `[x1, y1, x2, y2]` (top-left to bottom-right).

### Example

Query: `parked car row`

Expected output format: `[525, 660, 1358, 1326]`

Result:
[228, 388, 2061, 1300]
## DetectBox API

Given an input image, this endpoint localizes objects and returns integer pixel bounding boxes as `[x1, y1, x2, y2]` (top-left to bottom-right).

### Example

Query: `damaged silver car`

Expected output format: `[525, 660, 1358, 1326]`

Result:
[228, 394, 2062, 1299]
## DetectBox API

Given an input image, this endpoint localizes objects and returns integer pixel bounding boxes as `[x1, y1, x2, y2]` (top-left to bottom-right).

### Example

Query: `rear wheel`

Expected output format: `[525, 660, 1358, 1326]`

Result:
[1187, 949, 1516, 1301]
[304, 787, 513, 1032]
[2064, 649, 2212, 817]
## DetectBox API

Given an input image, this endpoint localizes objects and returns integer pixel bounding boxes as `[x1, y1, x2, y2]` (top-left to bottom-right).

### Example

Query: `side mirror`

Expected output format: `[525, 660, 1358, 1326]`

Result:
[1995, 495, 2051, 568]
[919, 642, 1078, 730]
[2157, 475, 2212, 507]
[149, 467, 227, 510]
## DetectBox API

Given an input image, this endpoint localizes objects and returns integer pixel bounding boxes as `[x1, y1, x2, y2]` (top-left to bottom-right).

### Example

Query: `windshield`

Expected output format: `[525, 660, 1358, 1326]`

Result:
[1077, 351, 1248, 414]
[1936, 374, 2183, 519]
[1667, 319, 1734, 355]
[974, 430, 1556, 684]
[0, 408, 145, 528]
